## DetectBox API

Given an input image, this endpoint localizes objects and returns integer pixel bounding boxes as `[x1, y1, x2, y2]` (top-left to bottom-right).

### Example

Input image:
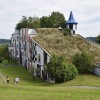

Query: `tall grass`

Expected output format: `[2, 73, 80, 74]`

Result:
[33, 28, 100, 63]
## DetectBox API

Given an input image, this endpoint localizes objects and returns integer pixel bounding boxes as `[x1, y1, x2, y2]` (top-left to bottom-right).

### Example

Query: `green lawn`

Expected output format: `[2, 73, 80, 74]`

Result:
[0, 63, 100, 100]
[0, 84, 100, 100]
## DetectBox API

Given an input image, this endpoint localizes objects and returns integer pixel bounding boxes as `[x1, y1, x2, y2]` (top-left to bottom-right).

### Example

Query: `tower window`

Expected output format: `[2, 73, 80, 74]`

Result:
[69, 25, 73, 30]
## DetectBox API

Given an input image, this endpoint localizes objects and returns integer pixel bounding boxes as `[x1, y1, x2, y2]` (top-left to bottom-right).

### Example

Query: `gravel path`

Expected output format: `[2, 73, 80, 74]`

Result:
[67, 86, 100, 89]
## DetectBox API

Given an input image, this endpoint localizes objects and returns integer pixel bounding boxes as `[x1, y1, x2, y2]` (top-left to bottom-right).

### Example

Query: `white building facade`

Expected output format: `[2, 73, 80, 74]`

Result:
[9, 28, 52, 81]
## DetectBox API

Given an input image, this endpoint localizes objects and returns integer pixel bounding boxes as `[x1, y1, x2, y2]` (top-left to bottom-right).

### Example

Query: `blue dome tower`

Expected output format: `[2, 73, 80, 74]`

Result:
[66, 11, 78, 34]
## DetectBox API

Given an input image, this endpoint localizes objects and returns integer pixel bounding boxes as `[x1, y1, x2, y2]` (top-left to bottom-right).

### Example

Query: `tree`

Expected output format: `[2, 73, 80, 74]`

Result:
[72, 52, 94, 74]
[16, 16, 40, 30]
[96, 34, 100, 44]
[49, 12, 66, 28]
[40, 16, 51, 28]
[46, 55, 78, 83]
[33, 17, 41, 28]
[0, 45, 10, 63]
[16, 11, 66, 29]
[16, 16, 28, 30]
[40, 11, 66, 28]
[27, 17, 34, 28]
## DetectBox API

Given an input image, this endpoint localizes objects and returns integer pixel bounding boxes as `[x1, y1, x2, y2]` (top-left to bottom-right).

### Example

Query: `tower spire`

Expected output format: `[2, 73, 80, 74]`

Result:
[66, 11, 78, 34]
[67, 11, 78, 24]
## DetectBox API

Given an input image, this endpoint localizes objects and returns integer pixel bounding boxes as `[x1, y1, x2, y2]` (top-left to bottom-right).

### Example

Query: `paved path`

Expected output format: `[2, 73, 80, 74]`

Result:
[66, 86, 100, 89]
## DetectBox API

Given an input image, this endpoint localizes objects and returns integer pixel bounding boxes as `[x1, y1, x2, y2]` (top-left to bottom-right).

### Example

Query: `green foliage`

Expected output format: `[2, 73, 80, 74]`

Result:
[40, 16, 51, 28]
[40, 12, 66, 28]
[16, 16, 28, 30]
[16, 11, 66, 29]
[72, 52, 94, 74]
[65, 63, 78, 81]
[62, 28, 71, 35]
[16, 16, 40, 30]
[96, 34, 100, 44]
[49, 12, 66, 28]
[46, 55, 78, 83]
[31, 16, 41, 28]
[0, 45, 10, 63]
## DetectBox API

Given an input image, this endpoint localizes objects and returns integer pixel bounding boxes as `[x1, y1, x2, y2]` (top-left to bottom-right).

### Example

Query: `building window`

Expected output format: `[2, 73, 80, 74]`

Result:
[13, 49, 14, 54]
[17, 37, 19, 42]
[16, 50, 18, 55]
[20, 37, 21, 41]
[38, 54, 41, 63]
[16, 44, 19, 49]
[35, 50, 37, 55]
[13, 40, 15, 43]
[35, 57, 37, 62]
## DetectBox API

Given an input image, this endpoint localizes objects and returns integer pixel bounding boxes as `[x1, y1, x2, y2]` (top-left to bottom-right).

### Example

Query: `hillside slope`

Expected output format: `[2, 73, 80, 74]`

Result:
[0, 64, 100, 100]
[0, 39, 10, 45]
[86, 37, 96, 42]
[33, 28, 100, 63]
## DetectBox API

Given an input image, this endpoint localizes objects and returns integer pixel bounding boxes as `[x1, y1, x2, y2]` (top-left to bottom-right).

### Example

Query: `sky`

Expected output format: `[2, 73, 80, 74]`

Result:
[0, 0, 100, 39]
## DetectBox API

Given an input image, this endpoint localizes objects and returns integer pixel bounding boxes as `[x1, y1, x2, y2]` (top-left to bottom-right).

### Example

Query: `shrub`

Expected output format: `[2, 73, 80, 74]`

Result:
[65, 63, 78, 81]
[0, 45, 10, 63]
[62, 28, 71, 35]
[72, 52, 94, 74]
[46, 55, 78, 83]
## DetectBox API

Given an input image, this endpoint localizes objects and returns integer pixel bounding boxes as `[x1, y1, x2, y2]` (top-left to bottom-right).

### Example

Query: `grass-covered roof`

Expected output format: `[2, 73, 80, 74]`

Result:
[32, 28, 100, 63]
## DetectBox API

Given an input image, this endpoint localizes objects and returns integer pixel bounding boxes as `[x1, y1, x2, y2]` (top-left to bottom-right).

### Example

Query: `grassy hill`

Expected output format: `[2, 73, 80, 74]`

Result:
[0, 63, 100, 100]
[86, 37, 96, 42]
[0, 29, 100, 100]
[33, 28, 100, 63]
[0, 39, 10, 45]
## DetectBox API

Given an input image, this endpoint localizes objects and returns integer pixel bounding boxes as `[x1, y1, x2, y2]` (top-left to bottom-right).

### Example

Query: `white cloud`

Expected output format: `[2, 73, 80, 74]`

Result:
[0, 0, 100, 39]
